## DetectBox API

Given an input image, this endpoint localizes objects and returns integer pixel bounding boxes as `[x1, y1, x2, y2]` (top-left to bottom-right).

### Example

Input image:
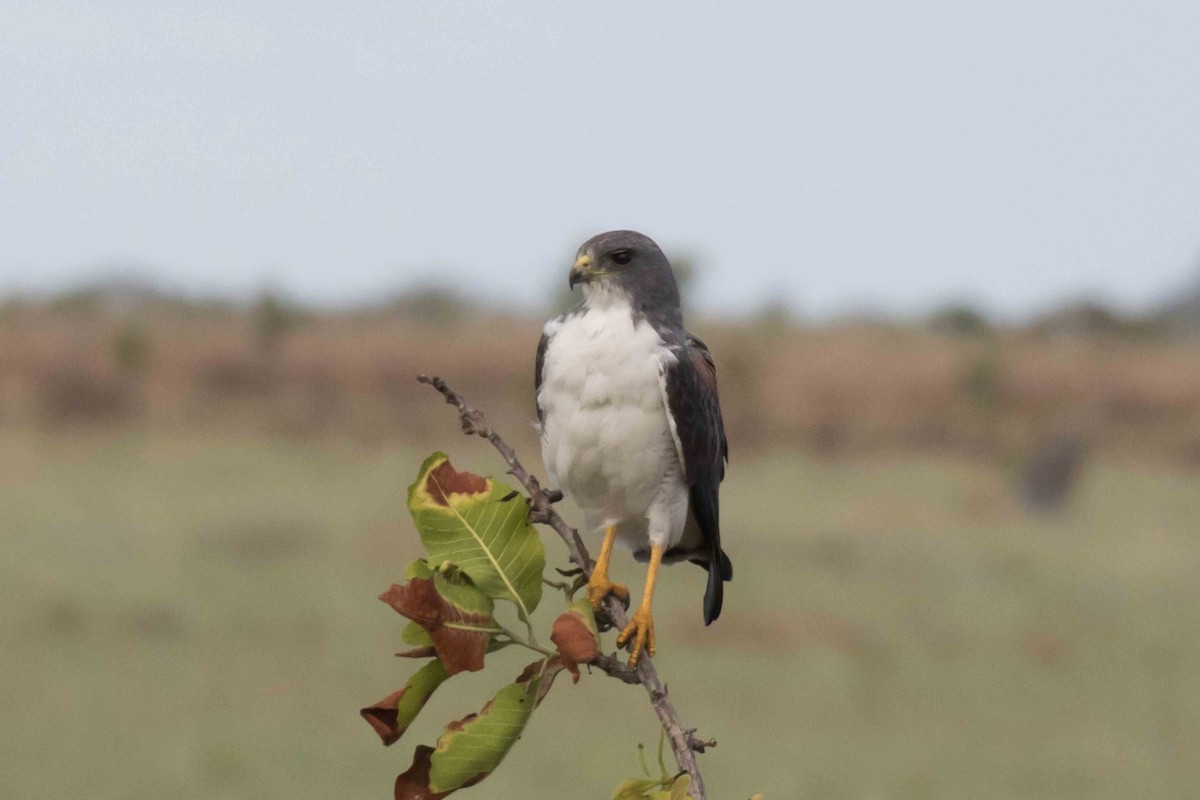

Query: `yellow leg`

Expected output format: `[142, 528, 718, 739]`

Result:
[586, 525, 629, 610]
[617, 545, 662, 666]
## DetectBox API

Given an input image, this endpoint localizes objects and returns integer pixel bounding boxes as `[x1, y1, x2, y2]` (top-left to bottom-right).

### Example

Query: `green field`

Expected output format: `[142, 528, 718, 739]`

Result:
[3, 428, 1199, 799]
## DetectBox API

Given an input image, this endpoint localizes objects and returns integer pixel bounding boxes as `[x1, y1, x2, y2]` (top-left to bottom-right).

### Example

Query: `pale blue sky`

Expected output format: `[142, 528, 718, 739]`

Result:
[2, 2, 1198, 318]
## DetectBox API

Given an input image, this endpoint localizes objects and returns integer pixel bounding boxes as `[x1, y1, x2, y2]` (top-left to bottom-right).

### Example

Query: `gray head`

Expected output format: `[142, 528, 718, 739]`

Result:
[567, 230, 682, 322]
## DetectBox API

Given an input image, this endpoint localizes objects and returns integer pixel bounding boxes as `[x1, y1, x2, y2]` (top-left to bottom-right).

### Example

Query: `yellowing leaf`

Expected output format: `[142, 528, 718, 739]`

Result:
[612, 778, 664, 799]
[424, 659, 553, 793]
[394, 745, 457, 799]
[406, 559, 435, 580]
[611, 741, 695, 800]
[408, 453, 544, 618]
[667, 774, 693, 800]
[400, 620, 435, 647]
[360, 660, 450, 746]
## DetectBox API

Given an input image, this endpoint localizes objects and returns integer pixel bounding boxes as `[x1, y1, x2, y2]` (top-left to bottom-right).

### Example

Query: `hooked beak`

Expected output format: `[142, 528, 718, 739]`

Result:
[568, 254, 592, 289]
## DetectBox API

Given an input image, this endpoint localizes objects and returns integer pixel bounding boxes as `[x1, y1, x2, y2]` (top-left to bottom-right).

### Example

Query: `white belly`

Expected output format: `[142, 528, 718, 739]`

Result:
[538, 303, 688, 551]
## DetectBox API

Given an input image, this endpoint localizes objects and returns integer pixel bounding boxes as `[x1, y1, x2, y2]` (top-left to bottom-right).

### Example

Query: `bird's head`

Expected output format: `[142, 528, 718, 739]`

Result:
[568, 230, 681, 315]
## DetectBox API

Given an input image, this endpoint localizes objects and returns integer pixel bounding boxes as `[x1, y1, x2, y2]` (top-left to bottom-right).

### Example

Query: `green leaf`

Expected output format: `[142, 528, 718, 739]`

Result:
[611, 774, 693, 800]
[401, 621, 434, 648]
[611, 739, 695, 800]
[612, 778, 665, 800]
[408, 453, 545, 619]
[360, 660, 450, 746]
[432, 568, 494, 618]
[426, 661, 546, 793]
[406, 558, 435, 580]
[666, 775, 693, 800]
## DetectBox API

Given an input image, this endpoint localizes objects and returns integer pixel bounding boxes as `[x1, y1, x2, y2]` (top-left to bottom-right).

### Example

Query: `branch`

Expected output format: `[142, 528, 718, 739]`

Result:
[417, 374, 713, 800]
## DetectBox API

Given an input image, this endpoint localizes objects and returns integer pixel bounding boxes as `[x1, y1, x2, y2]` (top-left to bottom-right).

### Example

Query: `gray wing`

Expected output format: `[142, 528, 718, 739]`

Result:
[536, 315, 569, 424]
[534, 328, 550, 423]
[663, 333, 731, 624]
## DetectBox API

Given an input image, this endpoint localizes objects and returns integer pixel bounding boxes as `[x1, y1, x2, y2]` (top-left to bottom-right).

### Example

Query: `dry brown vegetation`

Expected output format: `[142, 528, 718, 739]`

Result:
[3, 302, 1200, 465]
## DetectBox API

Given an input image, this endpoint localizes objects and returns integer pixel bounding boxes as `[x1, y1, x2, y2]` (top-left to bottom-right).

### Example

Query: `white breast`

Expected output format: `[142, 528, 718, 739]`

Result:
[537, 299, 687, 547]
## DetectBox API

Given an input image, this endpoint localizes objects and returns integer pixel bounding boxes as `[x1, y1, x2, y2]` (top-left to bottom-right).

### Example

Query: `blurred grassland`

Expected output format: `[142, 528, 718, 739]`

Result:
[3, 425, 1199, 799]
[4, 303, 1200, 462]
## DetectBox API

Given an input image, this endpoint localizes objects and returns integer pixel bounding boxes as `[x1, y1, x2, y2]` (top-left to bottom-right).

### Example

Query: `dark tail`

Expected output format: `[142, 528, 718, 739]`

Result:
[701, 547, 733, 625]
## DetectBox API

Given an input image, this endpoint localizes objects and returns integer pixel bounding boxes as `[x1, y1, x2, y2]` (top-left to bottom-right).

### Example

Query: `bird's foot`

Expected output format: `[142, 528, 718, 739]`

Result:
[586, 573, 629, 611]
[616, 607, 656, 667]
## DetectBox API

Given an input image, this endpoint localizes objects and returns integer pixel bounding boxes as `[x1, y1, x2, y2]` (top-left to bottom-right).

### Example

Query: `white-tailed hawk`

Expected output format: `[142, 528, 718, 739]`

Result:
[535, 230, 732, 665]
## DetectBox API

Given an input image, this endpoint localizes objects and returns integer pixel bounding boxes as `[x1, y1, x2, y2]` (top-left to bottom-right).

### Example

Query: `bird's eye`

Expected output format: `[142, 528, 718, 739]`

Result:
[611, 250, 633, 266]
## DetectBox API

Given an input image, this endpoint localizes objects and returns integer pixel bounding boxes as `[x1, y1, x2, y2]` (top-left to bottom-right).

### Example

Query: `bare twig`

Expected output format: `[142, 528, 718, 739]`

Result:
[589, 652, 642, 685]
[417, 374, 712, 799]
[690, 738, 717, 753]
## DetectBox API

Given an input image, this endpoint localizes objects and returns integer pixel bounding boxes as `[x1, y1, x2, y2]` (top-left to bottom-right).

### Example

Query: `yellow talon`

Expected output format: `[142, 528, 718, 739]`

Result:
[587, 575, 629, 609]
[617, 543, 664, 667]
[617, 607, 656, 666]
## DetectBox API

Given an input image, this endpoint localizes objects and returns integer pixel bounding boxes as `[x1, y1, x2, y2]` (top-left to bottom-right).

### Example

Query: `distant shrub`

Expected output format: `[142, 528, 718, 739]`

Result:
[48, 288, 104, 315]
[961, 349, 1004, 411]
[36, 366, 130, 424]
[388, 285, 473, 324]
[1150, 268, 1200, 332]
[254, 291, 299, 355]
[195, 355, 276, 399]
[1030, 300, 1163, 338]
[752, 294, 794, 331]
[669, 253, 698, 305]
[1020, 434, 1088, 512]
[113, 322, 152, 376]
[0, 297, 26, 322]
[929, 303, 990, 336]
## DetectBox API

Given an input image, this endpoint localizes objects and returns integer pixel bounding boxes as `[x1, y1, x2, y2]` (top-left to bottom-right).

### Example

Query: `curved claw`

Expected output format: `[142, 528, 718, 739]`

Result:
[616, 607, 656, 666]
[586, 575, 630, 610]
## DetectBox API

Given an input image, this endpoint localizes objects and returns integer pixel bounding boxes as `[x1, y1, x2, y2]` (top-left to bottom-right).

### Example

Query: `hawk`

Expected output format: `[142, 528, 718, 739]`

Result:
[535, 230, 732, 665]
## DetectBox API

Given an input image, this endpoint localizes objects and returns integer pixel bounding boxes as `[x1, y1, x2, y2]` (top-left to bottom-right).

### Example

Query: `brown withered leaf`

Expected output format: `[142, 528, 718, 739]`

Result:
[550, 599, 600, 682]
[393, 745, 487, 799]
[424, 459, 487, 506]
[361, 661, 450, 746]
[513, 657, 565, 706]
[363, 689, 410, 746]
[394, 745, 455, 800]
[379, 577, 496, 675]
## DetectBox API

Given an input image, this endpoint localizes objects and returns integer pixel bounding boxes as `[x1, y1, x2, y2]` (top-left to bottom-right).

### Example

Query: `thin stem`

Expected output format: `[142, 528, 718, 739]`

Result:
[498, 626, 556, 658]
[521, 612, 539, 648]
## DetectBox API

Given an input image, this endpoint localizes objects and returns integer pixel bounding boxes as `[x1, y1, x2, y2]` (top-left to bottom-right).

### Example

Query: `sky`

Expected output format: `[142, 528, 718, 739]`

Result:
[2, 1, 1199, 319]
